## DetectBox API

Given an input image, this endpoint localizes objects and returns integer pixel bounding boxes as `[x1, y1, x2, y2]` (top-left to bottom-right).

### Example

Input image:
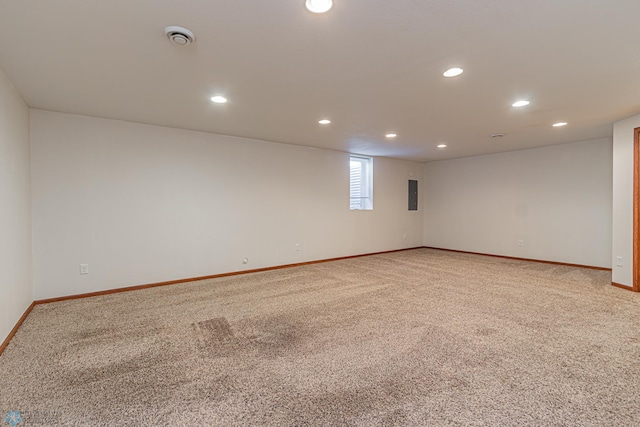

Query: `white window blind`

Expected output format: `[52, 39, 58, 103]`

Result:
[350, 156, 373, 210]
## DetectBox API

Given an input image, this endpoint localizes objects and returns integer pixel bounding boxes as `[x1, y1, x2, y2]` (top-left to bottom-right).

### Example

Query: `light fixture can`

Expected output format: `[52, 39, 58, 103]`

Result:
[305, 0, 333, 13]
[443, 68, 463, 77]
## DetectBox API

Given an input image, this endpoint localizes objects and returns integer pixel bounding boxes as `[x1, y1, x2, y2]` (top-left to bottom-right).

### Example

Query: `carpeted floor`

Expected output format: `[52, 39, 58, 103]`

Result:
[1, 248, 639, 426]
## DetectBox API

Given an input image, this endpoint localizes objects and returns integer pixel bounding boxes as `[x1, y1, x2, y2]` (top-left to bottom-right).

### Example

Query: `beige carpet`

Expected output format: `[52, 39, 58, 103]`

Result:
[1, 248, 639, 426]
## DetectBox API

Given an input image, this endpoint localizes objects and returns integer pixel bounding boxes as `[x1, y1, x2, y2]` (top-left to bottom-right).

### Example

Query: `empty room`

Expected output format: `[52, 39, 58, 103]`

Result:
[1, 0, 640, 425]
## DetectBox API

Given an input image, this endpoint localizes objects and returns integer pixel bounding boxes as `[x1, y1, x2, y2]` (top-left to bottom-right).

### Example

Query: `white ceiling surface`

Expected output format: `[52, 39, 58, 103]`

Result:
[0, 1, 639, 162]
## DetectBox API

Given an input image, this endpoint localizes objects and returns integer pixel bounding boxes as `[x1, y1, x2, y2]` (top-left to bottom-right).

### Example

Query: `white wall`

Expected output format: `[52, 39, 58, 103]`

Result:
[611, 113, 640, 287]
[0, 67, 32, 343]
[423, 138, 612, 268]
[30, 110, 423, 299]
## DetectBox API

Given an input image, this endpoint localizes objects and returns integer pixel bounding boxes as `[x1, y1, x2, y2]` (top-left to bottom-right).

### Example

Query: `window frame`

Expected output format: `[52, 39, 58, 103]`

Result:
[349, 155, 373, 210]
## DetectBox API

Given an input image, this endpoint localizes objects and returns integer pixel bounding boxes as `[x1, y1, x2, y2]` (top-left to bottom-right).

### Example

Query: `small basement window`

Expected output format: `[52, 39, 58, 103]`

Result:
[350, 155, 373, 210]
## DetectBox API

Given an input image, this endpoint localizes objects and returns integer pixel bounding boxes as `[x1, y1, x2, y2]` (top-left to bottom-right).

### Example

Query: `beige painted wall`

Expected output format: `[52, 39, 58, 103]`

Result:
[423, 138, 612, 268]
[30, 110, 424, 300]
[611, 113, 640, 287]
[0, 66, 32, 343]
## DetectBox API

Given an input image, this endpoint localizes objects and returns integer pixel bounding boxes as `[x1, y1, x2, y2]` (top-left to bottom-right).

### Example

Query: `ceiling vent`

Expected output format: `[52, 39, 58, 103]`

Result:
[164, 26, 196, 46]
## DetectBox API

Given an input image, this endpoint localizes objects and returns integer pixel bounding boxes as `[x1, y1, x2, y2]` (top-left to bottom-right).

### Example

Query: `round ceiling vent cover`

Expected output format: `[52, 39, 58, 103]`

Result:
[164, 26, 196, 46]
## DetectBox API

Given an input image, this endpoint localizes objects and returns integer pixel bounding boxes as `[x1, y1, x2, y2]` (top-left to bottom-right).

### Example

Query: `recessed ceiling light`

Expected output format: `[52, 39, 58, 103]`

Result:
[318, 119, 331, 125]
[552, 122, 568, 127]
[305, 0, 333, 13]
[490, 133, 505, 138]
[386, 133, 397, 138]
[443, 68, 464, 77]
[512, 100, 530, 107]
[437, 144, 447, 148]
[210, 95, 227, 104]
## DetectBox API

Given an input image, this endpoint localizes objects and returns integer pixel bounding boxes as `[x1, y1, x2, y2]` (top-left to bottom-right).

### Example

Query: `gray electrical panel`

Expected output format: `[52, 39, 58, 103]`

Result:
[408, 180, 418, 211]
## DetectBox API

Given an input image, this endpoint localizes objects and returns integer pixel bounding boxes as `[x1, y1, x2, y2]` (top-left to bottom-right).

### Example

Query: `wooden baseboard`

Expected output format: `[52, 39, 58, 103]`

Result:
[612, 282, 636, 291]
[423, 247, 612, 271]
[0, 302, 36, 357]
[4, 248, 422, 354]
[1, 246, 622, 357]
[34, 247, 425, 305]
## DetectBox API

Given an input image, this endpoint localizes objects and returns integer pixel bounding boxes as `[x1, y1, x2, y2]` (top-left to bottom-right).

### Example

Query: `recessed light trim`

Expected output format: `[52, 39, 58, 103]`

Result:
[318, 119, 331, 125]
[210, 95, 227, 104]
[443, 68, 464, 77]
[512, 100, 530, 107]
[552, 122, 568, 127]
[437, 144, 447, 148]
[386, 133, 397, 138]
[305, 0, 333, 13]
[491, 133, 505, 138]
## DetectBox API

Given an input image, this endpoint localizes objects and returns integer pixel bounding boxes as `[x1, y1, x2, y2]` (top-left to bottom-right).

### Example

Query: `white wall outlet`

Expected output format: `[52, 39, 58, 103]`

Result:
[403, 233, 407, 240]
[80, 264, 89, 275]
[616, 256, 623, 267]
[517, 240, 524, 247]
[242, 258, 249, 264]
[295, 243, 300, 252]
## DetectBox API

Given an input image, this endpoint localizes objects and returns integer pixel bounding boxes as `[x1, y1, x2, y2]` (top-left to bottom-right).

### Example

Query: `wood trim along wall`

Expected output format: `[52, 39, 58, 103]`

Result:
[34, 247, 425, 304]
[0, 302, 35, 357]
[612, 282, 634, 291]
[0, 247, 423, 356]
[423, 246, 612, 271]
[1, 245, 623, 356]
[634, 126, 640, 292]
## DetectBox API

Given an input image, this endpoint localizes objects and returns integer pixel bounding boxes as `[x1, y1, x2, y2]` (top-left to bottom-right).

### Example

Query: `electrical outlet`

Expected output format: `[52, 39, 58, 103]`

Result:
[403, 233, 407, 240]
[517, 240, 524, 247]
[80, 264, 89, 275]
[295, 243, 300, 252]
[616, 256, 623, 267]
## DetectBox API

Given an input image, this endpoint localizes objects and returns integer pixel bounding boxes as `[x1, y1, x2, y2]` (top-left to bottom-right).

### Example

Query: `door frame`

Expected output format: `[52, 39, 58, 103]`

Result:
[634, 127, 640, 291]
